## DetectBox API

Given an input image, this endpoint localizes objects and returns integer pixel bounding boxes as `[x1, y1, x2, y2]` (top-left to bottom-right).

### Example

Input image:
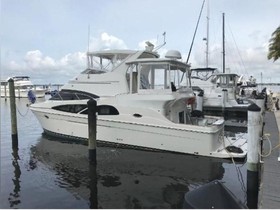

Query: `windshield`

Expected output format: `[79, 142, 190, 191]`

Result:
[139, 63, 186, 90]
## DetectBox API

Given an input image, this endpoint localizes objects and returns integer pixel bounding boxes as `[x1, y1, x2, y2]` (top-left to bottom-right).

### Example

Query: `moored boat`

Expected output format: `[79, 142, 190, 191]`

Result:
[30, 44, 247, 158]
[1, 76, 47, 98]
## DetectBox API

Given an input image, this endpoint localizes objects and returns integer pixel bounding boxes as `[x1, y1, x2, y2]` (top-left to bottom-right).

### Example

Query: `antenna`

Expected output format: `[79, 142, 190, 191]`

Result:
[186, 0, 206, 64]
[181, 0, 205, 84]
[88, 24, 90, 52]
[154, 32, 166, 51]
[222, 13, 225, 73]
[87, 25, 91, 68]
[206, 0, 210, 67]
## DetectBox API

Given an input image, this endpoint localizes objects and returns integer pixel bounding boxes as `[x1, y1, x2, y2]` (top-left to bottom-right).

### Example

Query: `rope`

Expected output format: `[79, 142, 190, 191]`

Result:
[222, 133, 247, 203]
[16, 104, 30, 117]
[259, 133, 280, 158]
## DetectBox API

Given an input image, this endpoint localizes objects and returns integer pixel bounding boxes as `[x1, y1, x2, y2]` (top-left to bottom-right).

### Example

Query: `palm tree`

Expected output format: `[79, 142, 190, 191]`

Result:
[268, 26, 280, 62]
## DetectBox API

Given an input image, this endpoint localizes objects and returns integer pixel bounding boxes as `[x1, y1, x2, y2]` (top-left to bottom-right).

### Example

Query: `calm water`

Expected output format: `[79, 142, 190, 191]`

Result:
[0, 97, 248, 208]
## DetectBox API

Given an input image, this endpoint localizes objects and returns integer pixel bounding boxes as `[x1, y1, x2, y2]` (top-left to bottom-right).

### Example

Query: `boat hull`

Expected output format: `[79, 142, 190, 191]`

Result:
[31, 108, 247, 159]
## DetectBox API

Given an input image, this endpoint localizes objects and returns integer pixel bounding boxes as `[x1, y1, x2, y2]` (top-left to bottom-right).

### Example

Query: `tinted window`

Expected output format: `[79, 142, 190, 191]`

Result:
[52, 104, 87, 113]
[80, 105, 119, 115]
[50, 90, 99, 100]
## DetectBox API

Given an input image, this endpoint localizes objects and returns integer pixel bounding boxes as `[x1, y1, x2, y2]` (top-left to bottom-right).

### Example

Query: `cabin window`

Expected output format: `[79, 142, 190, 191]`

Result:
[52, 104, 88, 113]
[216, 75, 236, 88]
[50, 90, 99, 100]
[127, 64, 138, 93]
[228, 75, 235, 87]
[139, 63, 186, 90]
[139, 63, 169, 90]
[80, 105, 119, 115]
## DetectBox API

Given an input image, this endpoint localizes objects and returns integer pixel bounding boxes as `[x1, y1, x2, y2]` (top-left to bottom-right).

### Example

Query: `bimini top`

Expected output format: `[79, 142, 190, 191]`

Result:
[213, 73, 239, 77]
[126, 58, 190, 72]
[87, 50, 137, 60]
[8, 76, 30, 81]
[85, 49, 160, 73]
[191, 67, 217, 72]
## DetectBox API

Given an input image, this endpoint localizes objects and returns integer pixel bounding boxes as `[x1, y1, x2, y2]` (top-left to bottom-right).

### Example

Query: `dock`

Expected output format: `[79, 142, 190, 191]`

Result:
[259, 111, 280, 208]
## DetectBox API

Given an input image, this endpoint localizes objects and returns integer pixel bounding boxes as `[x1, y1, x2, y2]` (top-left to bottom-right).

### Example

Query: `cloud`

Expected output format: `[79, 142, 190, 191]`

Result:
[3, 50, 87, 84]
[24, 50, 56, 70]
[3, 33, 130, 84]
[3, 32, 280, 84]
[89, 32, 127, 50]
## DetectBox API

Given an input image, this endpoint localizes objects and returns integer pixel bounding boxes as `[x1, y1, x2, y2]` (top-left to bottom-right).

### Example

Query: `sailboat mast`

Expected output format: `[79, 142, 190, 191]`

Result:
[206, 0, 210, 68]
[222, 13, 225, 73]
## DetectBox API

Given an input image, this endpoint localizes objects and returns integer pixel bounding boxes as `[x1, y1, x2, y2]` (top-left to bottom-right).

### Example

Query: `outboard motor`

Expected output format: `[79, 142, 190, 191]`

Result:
[27, 90, 36, 104]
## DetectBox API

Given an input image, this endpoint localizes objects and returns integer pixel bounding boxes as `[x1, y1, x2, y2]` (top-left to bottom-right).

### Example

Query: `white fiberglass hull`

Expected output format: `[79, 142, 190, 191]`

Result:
[31, 107, 247, 159]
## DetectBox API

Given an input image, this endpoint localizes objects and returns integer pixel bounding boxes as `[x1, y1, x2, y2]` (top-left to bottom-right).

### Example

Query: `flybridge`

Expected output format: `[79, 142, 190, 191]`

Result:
[84, 40, 165, 74]
[85, 50, 160, 73]
[86, 50, 136, 73]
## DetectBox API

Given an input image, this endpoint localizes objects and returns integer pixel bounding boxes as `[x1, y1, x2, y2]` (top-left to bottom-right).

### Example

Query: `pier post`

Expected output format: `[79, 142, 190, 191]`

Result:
[87, 99, 97, 165]
[17, 86, 20, 98]
[256, 95, 265, 137]
[87, 99, 98, 207]
[255, 95, 265, 115]
[222, 89, 228, 118]
[4, 83, 7, 101]
[89, 162, 98, 208]
[8, 79, 18, 148]
[247, 103, 261, 209]
[196, 91, 203, 111]
[222, 89, 228, 106]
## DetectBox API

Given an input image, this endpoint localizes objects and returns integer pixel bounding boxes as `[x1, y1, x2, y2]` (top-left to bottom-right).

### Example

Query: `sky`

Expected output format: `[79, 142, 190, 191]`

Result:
[1, 0, 280, 84]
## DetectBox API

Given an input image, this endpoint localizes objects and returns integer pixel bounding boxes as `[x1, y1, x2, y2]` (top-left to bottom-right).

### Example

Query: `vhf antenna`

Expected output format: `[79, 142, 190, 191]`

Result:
[154, 31, 166, 51]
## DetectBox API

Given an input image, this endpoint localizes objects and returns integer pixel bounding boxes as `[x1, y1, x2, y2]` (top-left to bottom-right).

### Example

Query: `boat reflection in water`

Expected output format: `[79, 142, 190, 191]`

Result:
[28, 135, 246, 208]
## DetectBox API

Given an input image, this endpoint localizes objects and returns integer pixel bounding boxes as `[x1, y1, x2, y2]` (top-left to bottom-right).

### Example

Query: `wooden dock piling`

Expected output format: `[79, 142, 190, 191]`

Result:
[195, 91, 203, 111]
[8, 79, 18, 148]
[247, 103, 262, 208]
[89, 162, 98, 208]
[87, 99, 97, 165]
[4, 83, 7, 101]
[256, 95, 265, 115]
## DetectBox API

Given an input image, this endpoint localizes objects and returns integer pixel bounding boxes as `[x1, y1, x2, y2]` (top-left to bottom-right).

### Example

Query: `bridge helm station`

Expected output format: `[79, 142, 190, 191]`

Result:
[127, 49, 190, 93]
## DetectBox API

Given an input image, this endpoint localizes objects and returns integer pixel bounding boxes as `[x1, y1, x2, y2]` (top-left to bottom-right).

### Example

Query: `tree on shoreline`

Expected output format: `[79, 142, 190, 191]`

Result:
[268, 26, 280, 62]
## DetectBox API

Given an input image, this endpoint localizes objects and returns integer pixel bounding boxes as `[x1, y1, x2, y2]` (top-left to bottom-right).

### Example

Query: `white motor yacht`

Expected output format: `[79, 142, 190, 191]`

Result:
[1, 76, 47, 98]
[191, 68, 253, 118]
[30, 45, 247, 158]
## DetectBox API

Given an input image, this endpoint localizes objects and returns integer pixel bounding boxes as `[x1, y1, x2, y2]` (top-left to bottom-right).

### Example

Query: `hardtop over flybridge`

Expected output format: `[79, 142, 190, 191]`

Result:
[30, 42, 247, 158]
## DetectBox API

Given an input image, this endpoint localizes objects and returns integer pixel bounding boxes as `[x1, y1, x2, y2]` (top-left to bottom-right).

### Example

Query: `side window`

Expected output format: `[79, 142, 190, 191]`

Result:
[98, 105, 119, 115]
[80, 105, 119, 115]
[127, 64, 138, 93]
[53, 105, 87, 113]
[139, 64, 169, 90]
[229, 75, 235, 87]
[140, 65, 151, 89]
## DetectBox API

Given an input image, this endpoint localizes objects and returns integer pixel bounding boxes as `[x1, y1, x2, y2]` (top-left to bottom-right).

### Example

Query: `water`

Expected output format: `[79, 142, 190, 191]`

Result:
[0, 97, 248, 208]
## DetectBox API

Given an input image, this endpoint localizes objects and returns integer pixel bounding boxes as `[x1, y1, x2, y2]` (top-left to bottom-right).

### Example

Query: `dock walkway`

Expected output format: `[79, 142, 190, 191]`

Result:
[259, 111, 280, 208]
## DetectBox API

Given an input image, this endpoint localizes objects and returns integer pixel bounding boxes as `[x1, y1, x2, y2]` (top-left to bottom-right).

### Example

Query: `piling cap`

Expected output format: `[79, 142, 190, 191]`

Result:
[222, 89, 228, 91]
[87, 99, 97, 107]
[248, 103, 261, 112]
[8, 78, 14, 82]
